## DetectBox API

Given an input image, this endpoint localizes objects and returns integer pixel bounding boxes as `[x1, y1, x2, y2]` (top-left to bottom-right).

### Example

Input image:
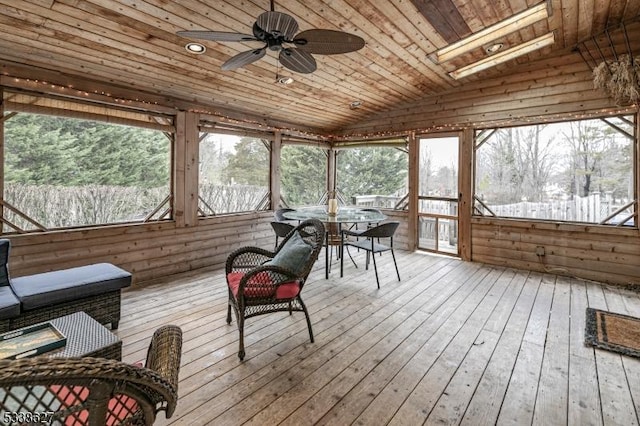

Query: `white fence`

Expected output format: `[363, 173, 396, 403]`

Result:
[482, 192, 633, 224]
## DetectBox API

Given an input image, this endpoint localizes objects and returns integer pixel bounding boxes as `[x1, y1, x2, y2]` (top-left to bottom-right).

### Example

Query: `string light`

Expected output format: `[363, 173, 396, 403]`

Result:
[2, 72, 325, 138]
[328, 106, 637, 140]
[1, 74, 160, 106]
[192, 108, 326, 139]
[2, 72, 636, 140]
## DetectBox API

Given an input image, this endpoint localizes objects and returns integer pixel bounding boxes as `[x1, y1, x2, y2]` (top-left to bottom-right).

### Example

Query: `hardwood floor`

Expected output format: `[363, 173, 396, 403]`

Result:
[117, 249, 640, 425]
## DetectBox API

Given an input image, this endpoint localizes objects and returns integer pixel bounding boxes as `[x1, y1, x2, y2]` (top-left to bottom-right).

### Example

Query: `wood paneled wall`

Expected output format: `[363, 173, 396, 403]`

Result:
[7, 213, 275, 284]
[7, 210, 410, 285]
[472, 218, 640, 286]
[339, 50, 623, 136]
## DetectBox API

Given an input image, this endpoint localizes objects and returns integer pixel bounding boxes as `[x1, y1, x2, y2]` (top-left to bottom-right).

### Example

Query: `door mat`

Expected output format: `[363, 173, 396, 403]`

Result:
[585, 308, 640, 358]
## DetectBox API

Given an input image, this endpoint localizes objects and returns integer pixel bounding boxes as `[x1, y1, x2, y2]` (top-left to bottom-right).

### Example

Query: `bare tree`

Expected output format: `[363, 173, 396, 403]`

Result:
[476, 125, 554, 203]
[562, 121, 608, 197]
[521, 125, 555, 201]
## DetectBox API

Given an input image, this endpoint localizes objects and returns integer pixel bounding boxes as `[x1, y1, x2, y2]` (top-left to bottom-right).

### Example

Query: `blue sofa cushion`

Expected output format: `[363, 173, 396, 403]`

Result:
[0, 239, 10, 287]
[0, 286, 20, 320]
[10, 263, 132, 311]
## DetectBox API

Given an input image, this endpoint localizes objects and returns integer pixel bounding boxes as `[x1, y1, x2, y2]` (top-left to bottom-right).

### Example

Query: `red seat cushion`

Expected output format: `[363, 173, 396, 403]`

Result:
[49, 385, 139, 425]
[227, 272, 300, 300]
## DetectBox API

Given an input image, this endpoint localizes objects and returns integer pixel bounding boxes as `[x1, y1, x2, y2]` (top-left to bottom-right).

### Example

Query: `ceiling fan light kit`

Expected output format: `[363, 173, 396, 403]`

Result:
[177, 1, 365, 75]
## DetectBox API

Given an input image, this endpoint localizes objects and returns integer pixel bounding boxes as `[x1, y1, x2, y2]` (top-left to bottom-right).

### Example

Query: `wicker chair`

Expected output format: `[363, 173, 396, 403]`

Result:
[0, 325, 182, 425]
[226, 219, 325, 360]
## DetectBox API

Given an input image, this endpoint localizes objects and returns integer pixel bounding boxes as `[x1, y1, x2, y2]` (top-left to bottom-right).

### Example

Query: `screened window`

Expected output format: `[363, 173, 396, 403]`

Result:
[337, 146, 408, 208]
[474, 115, 635, 226]
[198, 132, 269, 214]
[3, 113, 171, 232]
[280, 145, 327, 206]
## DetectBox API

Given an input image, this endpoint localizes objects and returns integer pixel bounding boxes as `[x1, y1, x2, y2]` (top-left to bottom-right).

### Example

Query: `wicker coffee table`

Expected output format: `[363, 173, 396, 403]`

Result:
[45, 311, 122, 360]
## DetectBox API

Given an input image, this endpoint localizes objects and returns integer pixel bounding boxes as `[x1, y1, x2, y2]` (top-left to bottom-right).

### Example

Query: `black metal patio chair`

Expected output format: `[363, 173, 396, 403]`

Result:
[270, 221, 296, 249]
[274, 207, 296, 222]
[340, 221, 401, 289]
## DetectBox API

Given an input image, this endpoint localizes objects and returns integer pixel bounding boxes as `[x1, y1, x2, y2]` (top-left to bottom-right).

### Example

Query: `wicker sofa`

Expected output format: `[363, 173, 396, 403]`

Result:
[0, 239, 131, 333]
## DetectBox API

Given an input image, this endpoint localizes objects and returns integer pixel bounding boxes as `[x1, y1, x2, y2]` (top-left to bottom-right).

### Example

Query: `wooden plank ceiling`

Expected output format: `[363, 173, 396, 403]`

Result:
[1, 0, 639, 133]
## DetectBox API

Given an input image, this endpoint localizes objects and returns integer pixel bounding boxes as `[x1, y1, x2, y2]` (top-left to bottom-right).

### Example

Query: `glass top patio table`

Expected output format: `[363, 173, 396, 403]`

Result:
[282, 206, 386, 279]
[282, 206, 386, 224]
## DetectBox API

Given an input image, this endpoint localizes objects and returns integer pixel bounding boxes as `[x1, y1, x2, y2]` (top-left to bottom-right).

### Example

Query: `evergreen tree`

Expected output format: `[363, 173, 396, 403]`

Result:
[5, 114, 77, 184]
[71, 123, 169, 188]
[222, 137, 269, 185]
[5, 113, 170, 188]
[337, 147, 407, 203]
[281, 145, 326, 205]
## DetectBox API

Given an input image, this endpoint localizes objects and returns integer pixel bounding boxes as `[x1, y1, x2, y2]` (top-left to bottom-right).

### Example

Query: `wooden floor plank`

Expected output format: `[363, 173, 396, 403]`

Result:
[427, 269, 529, 425]
[387, 268, 514, 425]
[244, 264, 467, 425]
[353, 266, 496, 425]
[567, 278, 603, 426]
[195, 256, 464, 423]
[496, 278, 555, 425]
[167, 252, 447, 425]
[534, 275, 570, 426]
[461, 271, 540, 426]
[356, 268, 490, 425]
[110, 250, 640, 426]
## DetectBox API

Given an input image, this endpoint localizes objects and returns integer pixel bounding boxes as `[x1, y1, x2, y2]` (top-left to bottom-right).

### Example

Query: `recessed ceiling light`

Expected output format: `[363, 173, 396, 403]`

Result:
[350, 100, 362, 109]
[486, 42, 504, 53]
[277, 76, 294, 85]
[185, 42, 206, 54]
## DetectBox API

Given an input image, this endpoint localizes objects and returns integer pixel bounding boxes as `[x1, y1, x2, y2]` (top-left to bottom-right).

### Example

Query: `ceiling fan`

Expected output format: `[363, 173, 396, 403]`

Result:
[177, 1, 365, 74]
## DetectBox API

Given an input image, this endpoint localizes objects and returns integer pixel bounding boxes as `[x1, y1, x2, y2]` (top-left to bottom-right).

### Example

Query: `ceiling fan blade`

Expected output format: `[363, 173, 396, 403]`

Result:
[177, 31, 258, 42]
[221, 48, 266, 70]
[293, 29, 365, 54]
[256, 11, 299, 39]
[279, 48, 317, 74]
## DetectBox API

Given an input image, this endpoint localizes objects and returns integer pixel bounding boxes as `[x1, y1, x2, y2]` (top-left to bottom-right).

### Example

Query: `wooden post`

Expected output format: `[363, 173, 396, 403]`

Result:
[0, 86, 4, 230]
[270, 130, 282, 209]
[407, 131, 418, 250]
[635, 110, 639, 221]
[174, 110, 199, 227]
[459, 128, 473, 261]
